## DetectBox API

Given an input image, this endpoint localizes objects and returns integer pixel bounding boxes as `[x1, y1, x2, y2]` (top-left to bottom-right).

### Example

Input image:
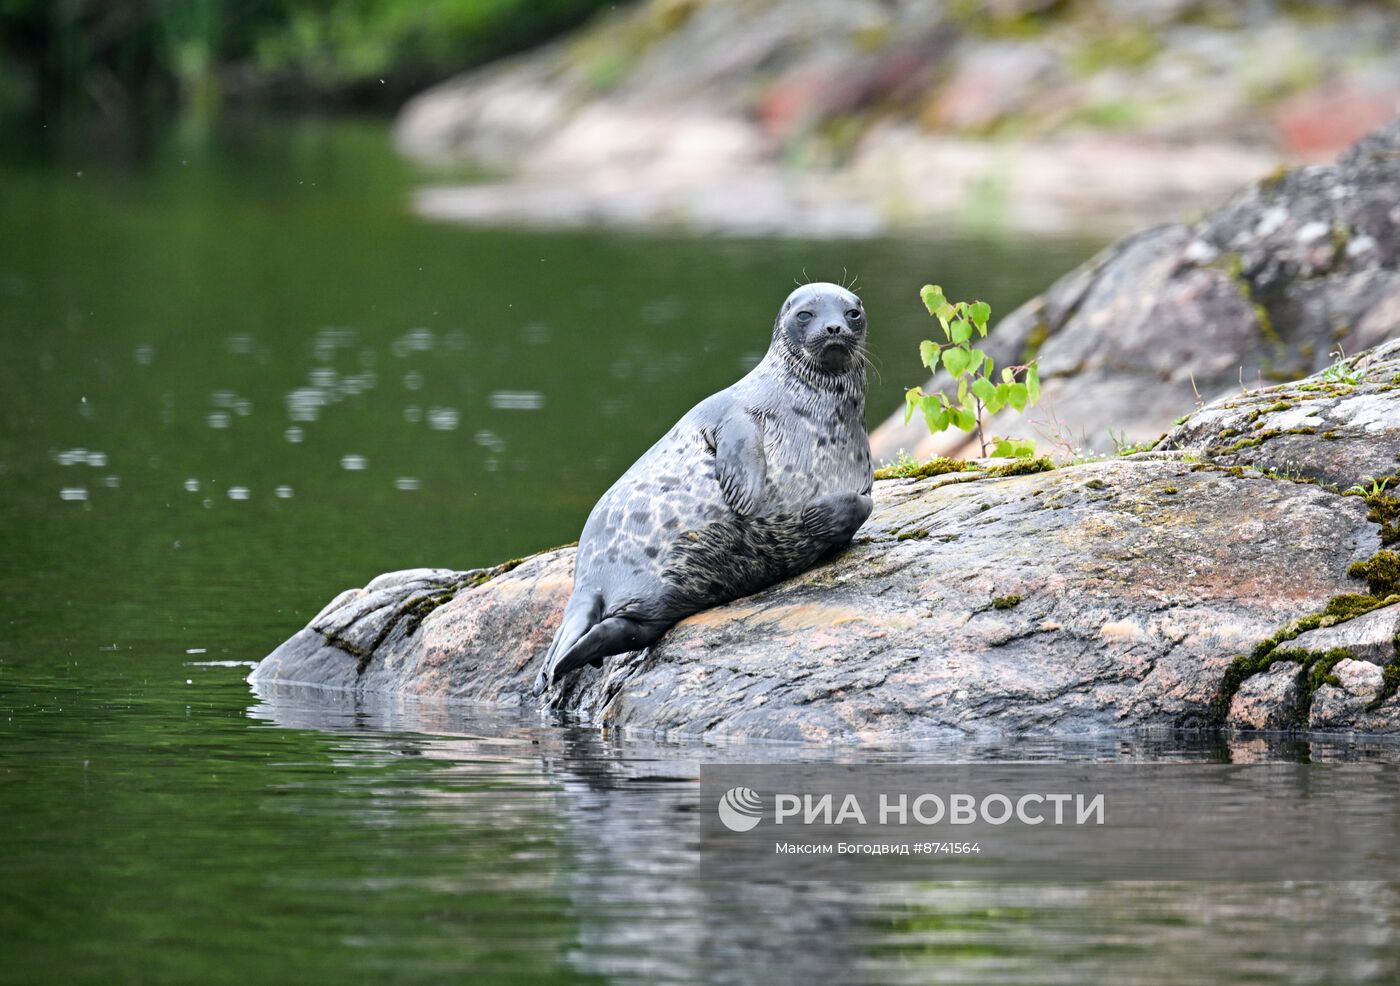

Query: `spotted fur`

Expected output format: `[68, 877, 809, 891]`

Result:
[533, 283, 873, 695]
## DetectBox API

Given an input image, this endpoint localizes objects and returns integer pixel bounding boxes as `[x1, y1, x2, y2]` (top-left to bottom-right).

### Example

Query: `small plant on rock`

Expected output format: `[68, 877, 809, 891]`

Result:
[1345, 477, 1394, 497]
[1321, 350, 1360, 386]
[904, 285, 1041, 458]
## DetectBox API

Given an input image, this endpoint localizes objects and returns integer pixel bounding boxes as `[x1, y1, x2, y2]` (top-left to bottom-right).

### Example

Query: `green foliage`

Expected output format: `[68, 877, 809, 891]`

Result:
[0, 0, 612, 114]
[1321, 355, 1360, 386]
[990, 436, 1037, 459]
[1345, 477, 1394, 497]
[904, 285, 1041, 458]
[1108, 429, 1157, 456]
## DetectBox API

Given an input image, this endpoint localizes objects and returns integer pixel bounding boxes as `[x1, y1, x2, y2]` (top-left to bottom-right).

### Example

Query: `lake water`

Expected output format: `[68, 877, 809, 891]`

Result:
[3, 117, 1398, 984]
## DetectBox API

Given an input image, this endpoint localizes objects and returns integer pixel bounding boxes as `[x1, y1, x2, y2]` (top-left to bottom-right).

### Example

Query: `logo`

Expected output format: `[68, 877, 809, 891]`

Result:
[717, 786, 766, 832]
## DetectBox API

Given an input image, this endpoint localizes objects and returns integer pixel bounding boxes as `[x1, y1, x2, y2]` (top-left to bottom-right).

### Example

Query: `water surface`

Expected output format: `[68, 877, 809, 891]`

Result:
[4, 117, 1396, 984]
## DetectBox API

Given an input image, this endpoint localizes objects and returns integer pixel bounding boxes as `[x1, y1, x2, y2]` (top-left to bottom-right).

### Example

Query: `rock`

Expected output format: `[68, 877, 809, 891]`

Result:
[1289, 603, 1400, 664]
[253, 368, 1393, 737]
[871, 119, 1400, 464]
[393, 1, 1400, 238]
[1226, 662, 1303, 731]
[1308, 659, 1386, 730]
[1155, 339, 1400, 487]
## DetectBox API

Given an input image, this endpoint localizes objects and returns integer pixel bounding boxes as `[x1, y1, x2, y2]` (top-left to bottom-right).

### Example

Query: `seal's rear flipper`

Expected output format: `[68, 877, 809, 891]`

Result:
[532, 593, 601, 696]
[552, 615, 659, 681]
[802, 491, 873, 543]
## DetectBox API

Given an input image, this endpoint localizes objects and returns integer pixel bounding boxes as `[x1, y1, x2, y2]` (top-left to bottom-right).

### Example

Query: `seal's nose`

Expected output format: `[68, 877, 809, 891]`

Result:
[825, 323, 842, 335]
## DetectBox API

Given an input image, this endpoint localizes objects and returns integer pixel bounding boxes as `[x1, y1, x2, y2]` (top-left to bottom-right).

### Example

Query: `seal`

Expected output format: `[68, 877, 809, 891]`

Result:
[533, 282, 873, 695]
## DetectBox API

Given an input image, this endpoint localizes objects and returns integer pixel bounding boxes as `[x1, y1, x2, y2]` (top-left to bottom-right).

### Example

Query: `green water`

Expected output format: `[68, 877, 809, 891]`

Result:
[3, 117, 1399, 984]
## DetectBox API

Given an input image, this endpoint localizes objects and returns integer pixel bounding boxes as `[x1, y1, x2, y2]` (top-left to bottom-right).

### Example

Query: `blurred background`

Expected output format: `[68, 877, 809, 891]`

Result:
[3, 3, 1400, 983]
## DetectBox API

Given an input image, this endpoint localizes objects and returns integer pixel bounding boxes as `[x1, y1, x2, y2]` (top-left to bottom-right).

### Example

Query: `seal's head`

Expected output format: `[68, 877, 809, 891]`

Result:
[774, 282, 866, 378]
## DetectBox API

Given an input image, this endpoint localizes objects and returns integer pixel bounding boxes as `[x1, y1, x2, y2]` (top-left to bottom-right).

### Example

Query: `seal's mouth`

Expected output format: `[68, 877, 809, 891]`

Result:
[815, 337, 857, 370]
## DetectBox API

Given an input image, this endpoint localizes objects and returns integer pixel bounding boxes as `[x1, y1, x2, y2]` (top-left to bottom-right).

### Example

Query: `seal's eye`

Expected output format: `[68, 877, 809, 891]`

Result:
[846, 309, 862, 320]
[796, 311, 813, 323]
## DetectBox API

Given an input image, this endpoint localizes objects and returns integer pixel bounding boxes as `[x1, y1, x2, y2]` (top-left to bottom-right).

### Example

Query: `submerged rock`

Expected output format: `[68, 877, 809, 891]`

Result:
[871, 119, 1400, 462]
[252, 350, 1399, 740]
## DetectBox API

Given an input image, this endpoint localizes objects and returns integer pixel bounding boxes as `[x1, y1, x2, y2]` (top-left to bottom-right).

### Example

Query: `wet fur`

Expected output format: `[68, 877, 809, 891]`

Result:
[534, 283, 873, 695]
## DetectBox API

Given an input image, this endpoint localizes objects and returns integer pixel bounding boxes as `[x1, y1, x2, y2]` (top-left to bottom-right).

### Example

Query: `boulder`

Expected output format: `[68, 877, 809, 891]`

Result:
[1155, 339, 1400, 487]
[1308, 659, 1386, 730]
[870, 120, 1400, 463]
[1289, 603, 1400, 665]
[1226, 662, 1303, 731]
[393, 2, 1400, 236]
[252, 348, 1399, 740]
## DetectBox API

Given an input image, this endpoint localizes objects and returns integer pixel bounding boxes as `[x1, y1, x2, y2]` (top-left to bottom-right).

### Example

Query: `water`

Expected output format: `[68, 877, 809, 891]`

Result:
[3, 116, 1397, 983]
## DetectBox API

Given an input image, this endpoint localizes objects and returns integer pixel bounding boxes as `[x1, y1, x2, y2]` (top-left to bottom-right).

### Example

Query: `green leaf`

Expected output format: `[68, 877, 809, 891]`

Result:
[921, 395, 949, 433]
[991, 437, 1036, 459]
[942, 347, 970, 377]
[971, 377, 998, 406]
[1007, 382, 1029, 411]
[969, 301, 991, 335]
[957, 377, 969, 404]
[1001, 367, 1014, 384]
[903, 387, 922, 425]
[1026, 364, 1040, 404]
[950, 318, 972, 345]
[951, 405, 977, 432]
[965, 348, 986, 376]
[919, 340, 939, 369]
[920, 284, 945, 316]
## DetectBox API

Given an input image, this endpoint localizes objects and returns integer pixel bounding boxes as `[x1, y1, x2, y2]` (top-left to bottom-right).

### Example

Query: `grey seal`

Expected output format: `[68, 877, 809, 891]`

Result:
[532, 282, 873, 695]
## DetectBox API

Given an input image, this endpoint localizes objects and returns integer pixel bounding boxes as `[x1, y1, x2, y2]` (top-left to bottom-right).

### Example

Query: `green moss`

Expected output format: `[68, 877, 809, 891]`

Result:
[1306, 648, 1354, 695]
[1069, 24, 1162, 75]
[1217, 429, 1279, 454]
[1218, 251, 1281, 344]
[1259, 164, 1292, 191]
[991, 594, 1022, 610]
[1021, 321, 1050, 364]
[875, 456, 973, 481]
[1216, 428, 1239, 439]
[1349, 551, 1400, 597]
[1330, 223, 1350, 263]
[1084, 479, 1107, 491]
[1161, 486, 1178, 495]
[1375, 662, 1400, 711]
[1363, 492, 1400, 545]
[986, 456, 1055, 478]
[1213, 576, 1400, 720]
[1214, 645, 1356, 720]
[897, 528, 930, 541]
[1322, 593, 1393, 621]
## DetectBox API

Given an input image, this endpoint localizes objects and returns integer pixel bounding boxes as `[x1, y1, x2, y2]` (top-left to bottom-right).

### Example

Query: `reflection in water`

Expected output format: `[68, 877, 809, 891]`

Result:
[6, 117, 1394, 982]
[249, 683, 1400, 986]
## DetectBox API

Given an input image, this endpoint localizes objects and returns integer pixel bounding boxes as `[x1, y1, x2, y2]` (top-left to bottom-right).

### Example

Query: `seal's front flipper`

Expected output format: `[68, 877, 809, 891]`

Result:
[540, 615, 662, 691]
[713, 408, 767, 516]
[802, 492, 873, 544]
